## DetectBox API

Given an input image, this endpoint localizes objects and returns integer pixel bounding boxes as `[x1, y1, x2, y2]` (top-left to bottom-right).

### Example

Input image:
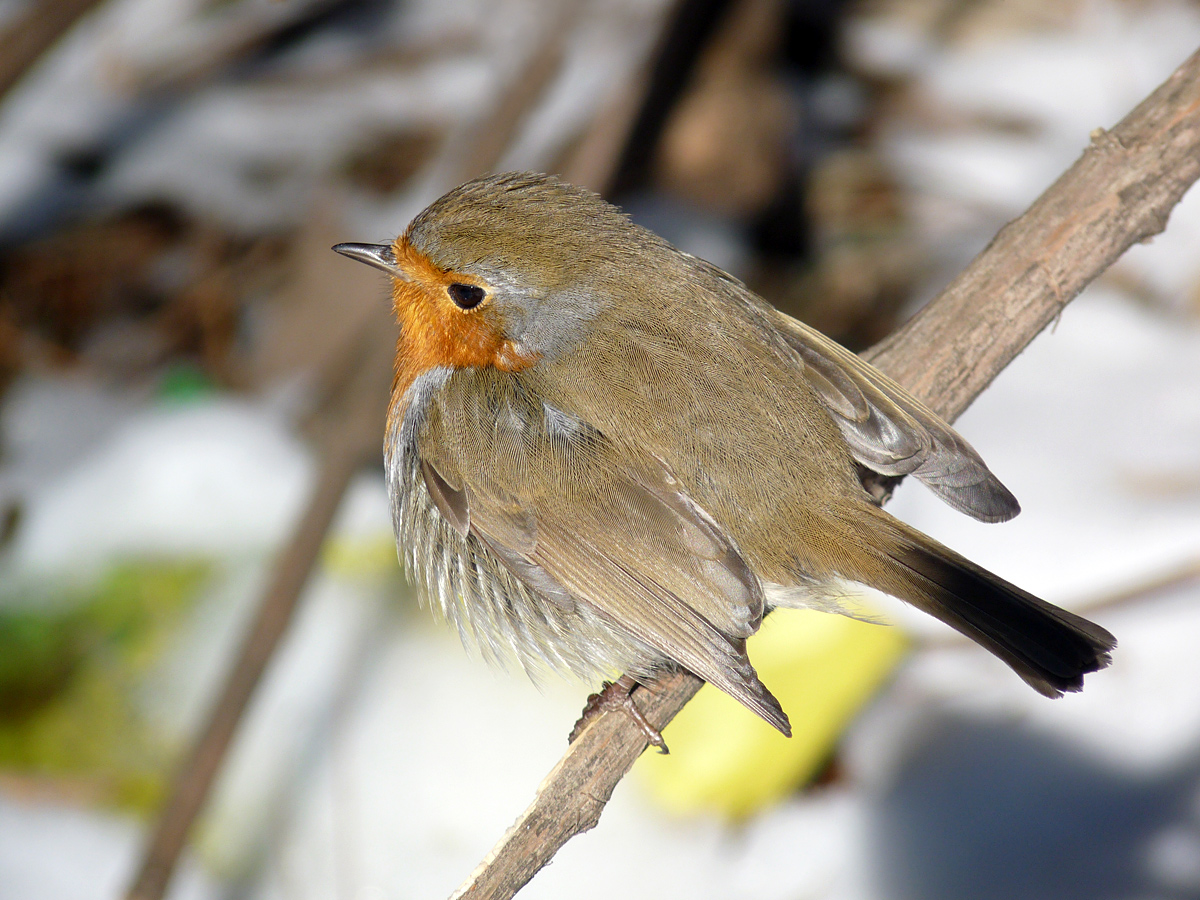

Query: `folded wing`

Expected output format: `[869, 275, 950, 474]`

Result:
[418, 393, 790, 734]
[767, 308, 1020, 523]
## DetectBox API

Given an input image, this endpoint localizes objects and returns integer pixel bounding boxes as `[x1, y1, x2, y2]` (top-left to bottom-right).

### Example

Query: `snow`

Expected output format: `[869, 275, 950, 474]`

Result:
[0, 794, 217, 900]
[2, 393, 312, 584]
[885, 288, 1200, 609]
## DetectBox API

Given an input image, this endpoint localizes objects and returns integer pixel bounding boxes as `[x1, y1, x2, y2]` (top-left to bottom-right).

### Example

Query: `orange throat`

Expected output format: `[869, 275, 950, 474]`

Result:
[388, 238, 539, 404]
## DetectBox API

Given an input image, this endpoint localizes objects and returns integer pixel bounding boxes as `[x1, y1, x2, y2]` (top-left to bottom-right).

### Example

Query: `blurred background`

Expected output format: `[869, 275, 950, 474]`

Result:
[0, 0, 1199, 898]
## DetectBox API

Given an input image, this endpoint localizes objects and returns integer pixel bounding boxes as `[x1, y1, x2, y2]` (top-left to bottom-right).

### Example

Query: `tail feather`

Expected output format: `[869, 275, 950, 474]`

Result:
[863, 513, 1115, 696]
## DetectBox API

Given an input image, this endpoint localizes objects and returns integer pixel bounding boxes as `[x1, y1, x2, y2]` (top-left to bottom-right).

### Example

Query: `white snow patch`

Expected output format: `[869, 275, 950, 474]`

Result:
[0, 794, 217, 900]
[4, 394, 312, 582]
[886, 288, 1200, 613]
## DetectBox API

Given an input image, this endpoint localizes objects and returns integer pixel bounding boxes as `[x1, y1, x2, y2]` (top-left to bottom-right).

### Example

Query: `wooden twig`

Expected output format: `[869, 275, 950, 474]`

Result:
[125, 321, 395, 900]
[1082, 556, 1200, 612]
[862, 53, 1200, 412]
[0, 0, 105, 100]
[450, 45, 1200, 900]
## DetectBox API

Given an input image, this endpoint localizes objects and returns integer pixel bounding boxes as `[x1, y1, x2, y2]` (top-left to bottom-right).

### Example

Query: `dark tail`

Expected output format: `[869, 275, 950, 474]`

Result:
[867, 513, 1115, 696]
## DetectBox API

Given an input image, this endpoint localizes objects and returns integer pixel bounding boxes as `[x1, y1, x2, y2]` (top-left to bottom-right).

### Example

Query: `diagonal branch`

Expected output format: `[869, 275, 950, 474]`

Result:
[0, 0, 105, 101]
[451, 44, 1200, 900]
[863, 49, 1200, 413]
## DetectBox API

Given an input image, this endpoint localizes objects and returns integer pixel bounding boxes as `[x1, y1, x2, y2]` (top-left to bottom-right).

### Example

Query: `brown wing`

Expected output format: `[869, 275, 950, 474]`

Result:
[767, 308, 1020, 523]
[418, 375, 789, 734]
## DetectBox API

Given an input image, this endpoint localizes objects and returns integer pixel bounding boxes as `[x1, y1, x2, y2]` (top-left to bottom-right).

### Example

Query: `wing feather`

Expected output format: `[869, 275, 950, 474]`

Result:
[768, 308, 1020, 523]
[418, 383, 789, 733]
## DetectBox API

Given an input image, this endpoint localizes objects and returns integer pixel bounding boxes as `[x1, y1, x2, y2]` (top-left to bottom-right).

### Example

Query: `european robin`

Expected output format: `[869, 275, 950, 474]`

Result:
[333, 172, 1114, 740]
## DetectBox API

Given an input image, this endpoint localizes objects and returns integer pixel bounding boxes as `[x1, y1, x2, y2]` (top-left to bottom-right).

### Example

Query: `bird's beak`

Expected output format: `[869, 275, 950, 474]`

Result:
[332, 242, 411, 280]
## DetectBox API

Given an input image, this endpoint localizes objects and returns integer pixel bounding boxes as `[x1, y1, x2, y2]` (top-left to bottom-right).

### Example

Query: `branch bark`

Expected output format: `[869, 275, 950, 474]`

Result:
[451, 44, 1200, 900]
[862, 53, 1200, 411]
[125, 320, 395, 900]
[0, 0, 105, 101]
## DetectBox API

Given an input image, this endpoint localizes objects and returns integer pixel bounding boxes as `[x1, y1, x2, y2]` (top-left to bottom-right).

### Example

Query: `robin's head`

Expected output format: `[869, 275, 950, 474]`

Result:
[335, 172, 661, 384]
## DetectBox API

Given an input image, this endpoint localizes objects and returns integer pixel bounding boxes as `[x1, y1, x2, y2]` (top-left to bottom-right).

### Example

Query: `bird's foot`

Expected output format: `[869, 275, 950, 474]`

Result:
[569, 674, 669, 754]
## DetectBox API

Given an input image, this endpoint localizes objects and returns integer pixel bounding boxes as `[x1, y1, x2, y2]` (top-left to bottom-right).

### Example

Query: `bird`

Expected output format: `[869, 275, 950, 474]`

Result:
[333, 171, 1114, 743]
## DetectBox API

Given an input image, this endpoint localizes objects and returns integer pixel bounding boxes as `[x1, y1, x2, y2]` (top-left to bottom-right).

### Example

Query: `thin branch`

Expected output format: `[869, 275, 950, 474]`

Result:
[451, 44, 1200, 900]
[0, 0, 105, 101]
[1081, 556, 1200, 613]
[125, 320, 395, 900]
[862, 52, 1200, 413]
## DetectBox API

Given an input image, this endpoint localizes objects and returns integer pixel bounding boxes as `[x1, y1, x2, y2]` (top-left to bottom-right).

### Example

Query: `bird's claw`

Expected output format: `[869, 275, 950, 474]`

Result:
[569, 675, 669, 754]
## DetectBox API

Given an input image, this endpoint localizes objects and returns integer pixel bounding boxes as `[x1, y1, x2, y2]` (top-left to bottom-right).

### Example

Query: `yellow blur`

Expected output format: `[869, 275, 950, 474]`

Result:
[637, 607, 908, 818]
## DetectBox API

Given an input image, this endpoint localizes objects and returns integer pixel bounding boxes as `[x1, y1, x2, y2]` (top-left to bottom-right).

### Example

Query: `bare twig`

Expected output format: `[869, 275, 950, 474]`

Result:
[451, 675, 699, 900]
[1082, 556, 1200, 612]
[0, 0, 105, 100]
[451, 44, 1200, 900]
[861, 53, 1200, 413]
[125, 321, 394, 900]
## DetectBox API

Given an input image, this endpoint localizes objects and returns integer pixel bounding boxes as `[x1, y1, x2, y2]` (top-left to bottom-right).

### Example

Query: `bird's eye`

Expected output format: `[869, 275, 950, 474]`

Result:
[448, 283, 485, 310]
